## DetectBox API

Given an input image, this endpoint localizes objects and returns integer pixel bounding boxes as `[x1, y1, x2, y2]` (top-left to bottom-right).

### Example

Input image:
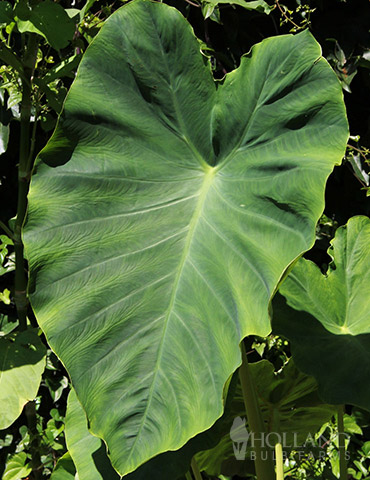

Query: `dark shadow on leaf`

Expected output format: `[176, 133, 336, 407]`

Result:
[91, 441, 120, 479]
[284, 104, 325, 130]
[272, 292, 370, 412]
[36, 122, 79, 168]
[0, 329, 46, 371]
[261, 196, 299, 216]
[264, 83, 294, 106]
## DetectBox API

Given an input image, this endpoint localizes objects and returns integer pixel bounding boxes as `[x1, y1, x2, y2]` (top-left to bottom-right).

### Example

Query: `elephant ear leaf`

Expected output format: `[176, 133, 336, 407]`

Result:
[273, 215, 370, 410]
[23, 0, 348, 475]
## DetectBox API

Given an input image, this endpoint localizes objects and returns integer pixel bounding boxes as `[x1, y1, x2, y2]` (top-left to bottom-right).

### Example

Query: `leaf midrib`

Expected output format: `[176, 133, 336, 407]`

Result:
[126, 166, 216, 467]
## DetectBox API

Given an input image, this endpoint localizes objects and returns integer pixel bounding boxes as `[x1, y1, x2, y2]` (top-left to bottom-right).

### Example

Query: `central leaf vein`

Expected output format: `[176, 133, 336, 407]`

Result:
[126, 167, 216, 462]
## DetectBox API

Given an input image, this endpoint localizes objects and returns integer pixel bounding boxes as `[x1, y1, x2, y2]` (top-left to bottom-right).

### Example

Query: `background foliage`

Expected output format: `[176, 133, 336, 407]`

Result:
[0, 0, 369, 479]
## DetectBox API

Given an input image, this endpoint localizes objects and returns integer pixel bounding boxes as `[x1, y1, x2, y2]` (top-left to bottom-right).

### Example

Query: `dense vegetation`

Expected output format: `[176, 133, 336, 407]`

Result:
[0, 1, 369, 479]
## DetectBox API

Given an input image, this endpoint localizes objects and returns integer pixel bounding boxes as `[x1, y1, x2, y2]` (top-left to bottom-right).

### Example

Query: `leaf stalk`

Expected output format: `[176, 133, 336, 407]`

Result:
[239, 341, 275, 480]
[275, 442, 284, 480]
[337, 405, 348, 480]
[14, 33, 38, 331]
[191, 457, 203, 480]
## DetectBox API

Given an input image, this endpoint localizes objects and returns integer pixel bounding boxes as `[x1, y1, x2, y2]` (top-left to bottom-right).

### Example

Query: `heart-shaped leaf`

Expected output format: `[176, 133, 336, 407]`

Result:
[273, 216, 370, 410]
[3, 452, 32, 480]
[0, 329, 46, 430]
[16, 0, 75, 50]
[24, 0, 348, 475]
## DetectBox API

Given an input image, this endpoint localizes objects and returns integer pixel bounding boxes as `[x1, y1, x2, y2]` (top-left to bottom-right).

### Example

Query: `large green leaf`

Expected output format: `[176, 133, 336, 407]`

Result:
[0, 329, 46, 430]
[24, 0, 348, 475]
[273, 215, 370, 410]
[65, 378, 238, 480]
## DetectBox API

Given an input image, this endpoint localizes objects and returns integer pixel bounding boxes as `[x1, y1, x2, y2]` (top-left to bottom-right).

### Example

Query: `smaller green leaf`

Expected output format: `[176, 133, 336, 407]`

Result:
[45, 375, 69, 402]
[65, 8, 81, 22]
[16, 1, 75, 50]
[0, 234, 14, 275]
[80, 0, 98, 19]
[273, 216, 370, 410]
[361, 441, 370, 457]
[343, 414, 363, 435]
[44, 418, 65, 446]
[353, 460, 369, 477]
[280, 216, 370, 336]
[0, 314, 18, 336]
[42, 54, 82, 84]
[0, 90, 11, 155]
[3, 452, 32, 480]
[203, 0, 273, 15]
[201, 3, 215, 19]
[0, 288, 11, 304]
[0, 329, 46, 429]
[0, 123, 9, 155]
[50, 453, 76, 480]
[0, 433, 13, 450]
[348, 153, 369, 186]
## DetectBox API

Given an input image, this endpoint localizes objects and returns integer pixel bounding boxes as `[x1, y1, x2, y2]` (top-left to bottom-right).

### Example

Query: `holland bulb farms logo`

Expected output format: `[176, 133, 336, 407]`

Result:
[230, 417, 350, 461]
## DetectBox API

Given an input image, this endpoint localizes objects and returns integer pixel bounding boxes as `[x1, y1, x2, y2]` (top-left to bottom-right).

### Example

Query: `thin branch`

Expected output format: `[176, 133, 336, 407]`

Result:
[347, 143, 370, 162]
[345, 162, 368, 189]
[275, 0, 301, 30]
[184, 0, 201, 7]
[0, 220, 14, 239]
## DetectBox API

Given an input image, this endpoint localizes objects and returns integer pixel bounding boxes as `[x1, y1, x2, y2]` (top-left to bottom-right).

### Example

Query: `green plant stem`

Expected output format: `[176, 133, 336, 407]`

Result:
[25, 401, 43, 480]
[239, 341, 275, 480]
[14, 33, 38, 332]
[337, 405, 347, 480]
[27, 111, 39, 173]
[275, 442, 284, 480]
[185, 472, 193, 480]
[0, 220, 13, 239]
[191, 458, 202, 480]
